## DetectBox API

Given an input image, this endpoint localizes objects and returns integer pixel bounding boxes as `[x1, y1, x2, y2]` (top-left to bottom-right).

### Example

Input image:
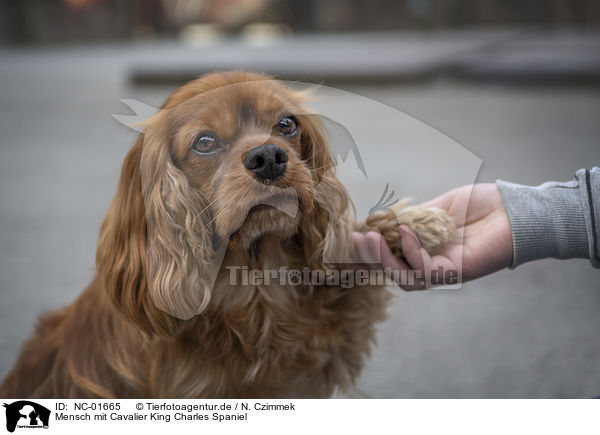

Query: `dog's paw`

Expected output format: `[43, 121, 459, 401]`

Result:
[362, 200, 455, 259]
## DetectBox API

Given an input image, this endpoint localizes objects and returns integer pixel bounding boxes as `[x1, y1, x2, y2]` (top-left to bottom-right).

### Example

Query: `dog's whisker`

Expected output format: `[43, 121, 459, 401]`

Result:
[306, 164, 332, 173]
[202, 206, 229, 232]
[194, 195, 223, 219]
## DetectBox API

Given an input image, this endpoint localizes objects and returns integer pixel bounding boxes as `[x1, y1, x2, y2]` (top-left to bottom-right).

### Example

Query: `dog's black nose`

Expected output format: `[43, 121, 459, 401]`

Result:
[243, 143, 288, 180]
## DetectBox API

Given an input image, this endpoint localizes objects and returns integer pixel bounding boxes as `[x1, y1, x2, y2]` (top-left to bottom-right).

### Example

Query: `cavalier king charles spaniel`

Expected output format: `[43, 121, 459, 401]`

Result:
[0, 72, 452, 398]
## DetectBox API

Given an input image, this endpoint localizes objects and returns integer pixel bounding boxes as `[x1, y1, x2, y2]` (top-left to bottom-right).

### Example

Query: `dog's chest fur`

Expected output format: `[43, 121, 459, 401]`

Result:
[155, 239, 390, 398]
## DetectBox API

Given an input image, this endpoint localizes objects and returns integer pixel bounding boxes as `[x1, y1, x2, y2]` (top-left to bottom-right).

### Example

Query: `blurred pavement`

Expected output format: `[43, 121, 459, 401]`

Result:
[0, 30, 599, 398]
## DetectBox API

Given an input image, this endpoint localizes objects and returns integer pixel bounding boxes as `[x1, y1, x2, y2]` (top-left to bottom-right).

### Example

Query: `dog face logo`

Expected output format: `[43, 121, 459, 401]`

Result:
[3, 401, 50, 433]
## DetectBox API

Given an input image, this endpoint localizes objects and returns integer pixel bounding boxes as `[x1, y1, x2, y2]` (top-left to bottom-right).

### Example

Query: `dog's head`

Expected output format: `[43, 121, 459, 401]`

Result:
[154, 72, 324, 247]
[96, 72, 352, 336]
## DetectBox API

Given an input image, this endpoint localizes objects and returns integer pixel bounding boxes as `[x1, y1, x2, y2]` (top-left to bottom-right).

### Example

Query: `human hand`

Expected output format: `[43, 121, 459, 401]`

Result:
[352, 183, 513, 289]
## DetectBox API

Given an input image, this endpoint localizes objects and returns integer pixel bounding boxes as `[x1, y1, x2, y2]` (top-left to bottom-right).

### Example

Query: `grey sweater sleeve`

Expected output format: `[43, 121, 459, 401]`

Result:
[496, 167, 600, 269]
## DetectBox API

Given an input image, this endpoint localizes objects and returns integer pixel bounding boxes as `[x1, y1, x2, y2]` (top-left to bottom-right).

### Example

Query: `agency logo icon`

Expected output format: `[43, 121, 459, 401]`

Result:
[3, 401, 50, 433]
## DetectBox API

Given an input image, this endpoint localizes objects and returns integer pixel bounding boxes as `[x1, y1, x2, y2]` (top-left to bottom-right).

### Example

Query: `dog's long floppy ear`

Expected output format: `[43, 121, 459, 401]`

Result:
[96, 135, 177, 337]
[96, 120, 214, 337]
[297, 113, 355, 267]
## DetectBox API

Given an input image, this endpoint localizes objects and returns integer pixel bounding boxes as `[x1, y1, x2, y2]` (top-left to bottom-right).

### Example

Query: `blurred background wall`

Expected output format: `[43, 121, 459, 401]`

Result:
[1, 0, 600, 45]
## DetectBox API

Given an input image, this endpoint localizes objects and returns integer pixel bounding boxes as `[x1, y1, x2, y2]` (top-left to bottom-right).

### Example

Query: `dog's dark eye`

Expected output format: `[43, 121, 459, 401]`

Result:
[191, 133, 220, 154]
[276, 116, 298, 137]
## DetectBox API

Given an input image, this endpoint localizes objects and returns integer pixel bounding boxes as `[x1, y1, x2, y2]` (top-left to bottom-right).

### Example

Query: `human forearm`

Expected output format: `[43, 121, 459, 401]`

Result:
[496, 167, 600, 268]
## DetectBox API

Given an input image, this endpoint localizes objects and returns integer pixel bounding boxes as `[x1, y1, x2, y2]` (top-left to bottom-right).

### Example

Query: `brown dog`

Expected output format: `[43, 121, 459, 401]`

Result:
[0, 72, 452, 398]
